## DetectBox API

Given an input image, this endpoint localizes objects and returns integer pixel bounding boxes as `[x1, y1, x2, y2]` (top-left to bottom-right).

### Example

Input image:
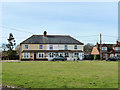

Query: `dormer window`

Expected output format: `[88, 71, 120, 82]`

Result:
[102, 47, 107, 50]
[115, 47, 120, 50]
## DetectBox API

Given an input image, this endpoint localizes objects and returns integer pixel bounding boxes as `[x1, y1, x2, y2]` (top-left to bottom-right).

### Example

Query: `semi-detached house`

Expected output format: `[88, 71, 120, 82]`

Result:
[20, 31, 84, 61]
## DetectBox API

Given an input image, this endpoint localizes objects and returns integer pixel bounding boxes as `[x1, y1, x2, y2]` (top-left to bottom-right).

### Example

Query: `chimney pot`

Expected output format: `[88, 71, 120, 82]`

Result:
[44, 31, 47, 37]
[116, 40, 118, 44]
[96, 42, 99, 47]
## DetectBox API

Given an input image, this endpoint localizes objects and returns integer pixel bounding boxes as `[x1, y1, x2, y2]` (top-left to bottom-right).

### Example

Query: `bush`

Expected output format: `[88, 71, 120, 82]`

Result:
[94, 55, 100, 60]
[7, 50, 18, 60]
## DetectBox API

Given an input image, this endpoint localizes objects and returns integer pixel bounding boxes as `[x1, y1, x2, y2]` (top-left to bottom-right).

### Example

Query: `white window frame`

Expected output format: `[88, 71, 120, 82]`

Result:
[24, 45, 28, 49]
[115, 53, 120, 57]
[23, 52, 30, 58]
[38, 52, 44, 58]
[115, 47, 120, 50]
[103, 54, 108, 58]
[102, 47, 107, 50]
[49, 45, 53, 50]
[74, 52, 79, 57]
[64, 52, 69, 57]
[49, 52, 54, 57]
[110, 54, 114, 57]
[64, 45, 68, 50]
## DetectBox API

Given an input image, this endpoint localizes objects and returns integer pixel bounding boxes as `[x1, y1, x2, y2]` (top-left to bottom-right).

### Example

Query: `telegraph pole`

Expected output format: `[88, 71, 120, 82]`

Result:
[100, 33, 102, 60]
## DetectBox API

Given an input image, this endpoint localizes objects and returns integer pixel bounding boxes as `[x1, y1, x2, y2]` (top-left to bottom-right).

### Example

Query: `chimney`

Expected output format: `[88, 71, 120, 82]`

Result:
[43, 31, 47, 37]
[96, 42, 99, 47]
[116, 40, 118, 44]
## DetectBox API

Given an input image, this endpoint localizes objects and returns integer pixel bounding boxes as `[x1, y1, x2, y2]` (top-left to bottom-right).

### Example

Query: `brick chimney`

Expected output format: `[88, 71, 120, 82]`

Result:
[96, 42, 99, 47]
[43, 31, 47, 37]
[116, 40, 118, 45]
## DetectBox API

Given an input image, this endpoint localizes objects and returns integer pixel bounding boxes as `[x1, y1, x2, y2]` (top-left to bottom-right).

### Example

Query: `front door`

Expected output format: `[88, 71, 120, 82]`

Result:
[34, 53, 36, 60]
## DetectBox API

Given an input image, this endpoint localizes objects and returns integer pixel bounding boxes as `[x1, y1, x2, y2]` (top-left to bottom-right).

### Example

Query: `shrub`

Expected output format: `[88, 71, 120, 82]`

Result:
[94, 55, 100, 60]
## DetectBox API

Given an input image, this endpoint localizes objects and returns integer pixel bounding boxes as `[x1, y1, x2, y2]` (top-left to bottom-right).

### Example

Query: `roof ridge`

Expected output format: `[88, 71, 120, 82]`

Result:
[20, 35, 84, 44]
[33, 35, 70, 36]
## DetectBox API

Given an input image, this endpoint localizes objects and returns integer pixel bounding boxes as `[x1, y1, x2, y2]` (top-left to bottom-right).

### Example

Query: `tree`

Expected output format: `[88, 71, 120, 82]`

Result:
[6, 33, 16, 50]
[84, 43, 94, 54]
[15, 45, 20, 56]
[6, 33, 17, 60]
[1, 43, 7, 60]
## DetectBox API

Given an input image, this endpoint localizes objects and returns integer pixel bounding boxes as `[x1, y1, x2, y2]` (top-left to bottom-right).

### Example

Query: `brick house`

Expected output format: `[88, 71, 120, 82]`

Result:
[20, 31, 84, 61]
[91, 41, 120, 59]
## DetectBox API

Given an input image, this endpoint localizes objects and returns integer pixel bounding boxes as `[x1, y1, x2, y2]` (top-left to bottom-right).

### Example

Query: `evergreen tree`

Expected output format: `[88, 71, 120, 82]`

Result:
[6, 33, 16, 60]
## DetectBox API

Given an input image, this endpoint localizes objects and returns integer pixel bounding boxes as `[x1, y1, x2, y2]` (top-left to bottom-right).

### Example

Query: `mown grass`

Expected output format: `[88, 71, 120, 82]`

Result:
[2, 61, 118, 88]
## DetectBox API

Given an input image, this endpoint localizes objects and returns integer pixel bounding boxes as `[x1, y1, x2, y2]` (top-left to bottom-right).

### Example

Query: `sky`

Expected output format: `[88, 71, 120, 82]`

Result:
[1, 2, 118, 47]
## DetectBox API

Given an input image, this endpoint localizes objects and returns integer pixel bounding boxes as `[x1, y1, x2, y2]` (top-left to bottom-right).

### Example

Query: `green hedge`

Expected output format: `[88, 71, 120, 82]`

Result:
[94, 55, 100, 60]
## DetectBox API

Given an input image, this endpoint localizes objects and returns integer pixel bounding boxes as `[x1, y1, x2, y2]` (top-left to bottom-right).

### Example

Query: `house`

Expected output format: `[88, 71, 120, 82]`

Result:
[20, 31, 84, 61]
[91, 41, 120, 59]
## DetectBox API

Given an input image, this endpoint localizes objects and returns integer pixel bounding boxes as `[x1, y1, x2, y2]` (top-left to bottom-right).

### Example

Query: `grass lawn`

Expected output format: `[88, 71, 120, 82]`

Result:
[2, 61, 118, 88]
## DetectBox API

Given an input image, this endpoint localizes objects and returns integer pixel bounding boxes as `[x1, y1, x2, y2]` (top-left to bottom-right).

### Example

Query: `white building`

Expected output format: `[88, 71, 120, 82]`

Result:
[20, 31, 84, 61]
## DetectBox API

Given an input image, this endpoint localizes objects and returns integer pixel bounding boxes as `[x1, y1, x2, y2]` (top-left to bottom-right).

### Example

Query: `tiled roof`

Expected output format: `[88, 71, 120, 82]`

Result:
[20, 35, 83, 45]
[95, 43, 120, 53]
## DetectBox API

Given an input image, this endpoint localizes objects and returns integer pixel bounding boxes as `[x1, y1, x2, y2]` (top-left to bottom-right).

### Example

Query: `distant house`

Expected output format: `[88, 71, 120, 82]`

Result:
[91, 41, 120, 59]
[20, 31, 84, 61]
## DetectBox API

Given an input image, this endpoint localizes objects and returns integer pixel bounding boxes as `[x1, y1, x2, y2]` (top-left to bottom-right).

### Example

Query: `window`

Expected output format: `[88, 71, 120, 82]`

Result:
[64, 45, 68, 50]
[39, 45, 43, 49]
[115, 54, 120, 57]
[55, 53, 59, 57]
[74, 52, 79, 57]
[23, 52, 30, 58]
[102, 47, 107, 50]
[74, 45, 77, 49]
[103, 54, 108, 58]
[65, 52, 69, 57]
[110, 54, 114, 57]
[24, 45, 28, 49]
[38, 52, 44, 58]
[115, 47, 120, 50]
[49, 52, 54, 57]
[49, 45, 53, 50]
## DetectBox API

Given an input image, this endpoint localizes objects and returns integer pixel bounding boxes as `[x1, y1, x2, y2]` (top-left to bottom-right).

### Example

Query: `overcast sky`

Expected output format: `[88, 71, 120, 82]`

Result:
[1, 2, 118, 46]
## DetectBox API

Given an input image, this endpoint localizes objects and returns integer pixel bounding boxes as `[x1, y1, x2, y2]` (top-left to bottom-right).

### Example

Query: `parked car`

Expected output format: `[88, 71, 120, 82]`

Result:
[106, 57, 118, 61]
[51, 56, 67, 61]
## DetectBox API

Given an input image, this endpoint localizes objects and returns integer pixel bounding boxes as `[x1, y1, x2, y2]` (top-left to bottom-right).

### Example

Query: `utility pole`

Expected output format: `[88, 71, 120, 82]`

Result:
[100, 33, 102, 60]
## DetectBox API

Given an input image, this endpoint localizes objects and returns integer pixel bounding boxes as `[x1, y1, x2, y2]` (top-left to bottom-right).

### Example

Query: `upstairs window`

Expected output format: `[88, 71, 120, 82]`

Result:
[39, 45, 43, 49]
[74, 45, 77, 49]
[115, 47, 120, 50]
[24, 45, 28, 49]
[64, 45, 68, 50]
[102, 47, 107, 50]
[49, 45, 53, 50]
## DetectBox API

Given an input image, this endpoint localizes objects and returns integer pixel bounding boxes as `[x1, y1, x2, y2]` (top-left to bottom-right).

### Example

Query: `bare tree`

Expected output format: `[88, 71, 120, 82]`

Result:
[15, 45, 20, 56]
[84, 43, 94, 54]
